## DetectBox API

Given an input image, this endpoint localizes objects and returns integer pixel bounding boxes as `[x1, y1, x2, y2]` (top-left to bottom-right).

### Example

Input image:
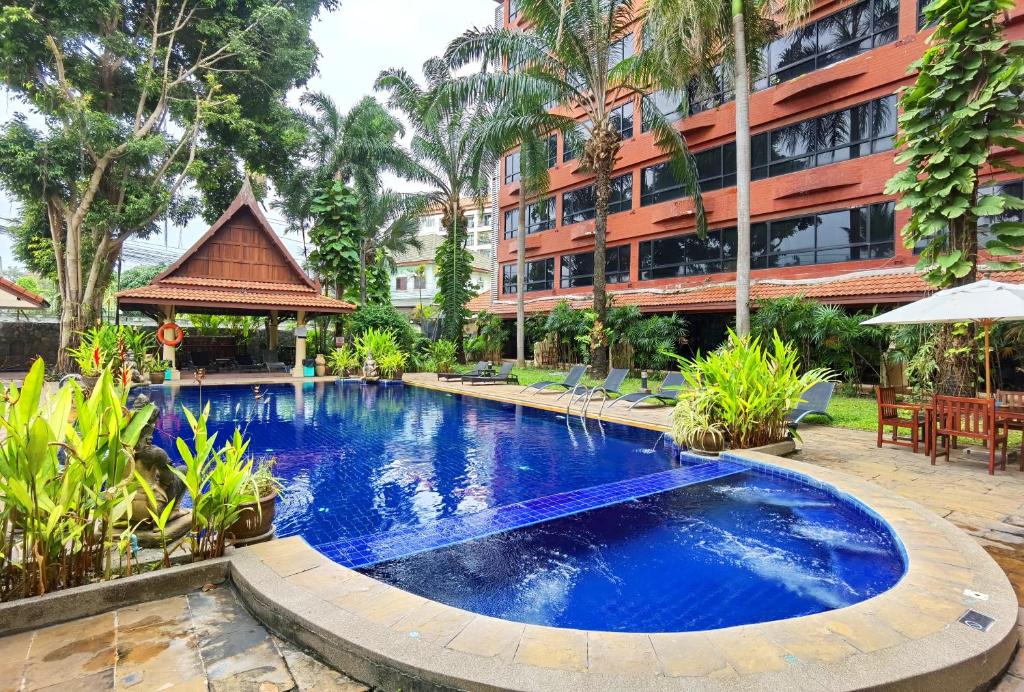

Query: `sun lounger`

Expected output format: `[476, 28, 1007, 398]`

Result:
[786, 381, 836, 428]
[521, 364, 588, 396]
[439, 361, 488, 381]
[462, 362, 519, 385]
[608, 372, 686, 409]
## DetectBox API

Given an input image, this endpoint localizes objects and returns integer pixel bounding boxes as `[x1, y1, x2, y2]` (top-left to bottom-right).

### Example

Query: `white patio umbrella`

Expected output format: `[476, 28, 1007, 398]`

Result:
[862, 279, 1024, 397]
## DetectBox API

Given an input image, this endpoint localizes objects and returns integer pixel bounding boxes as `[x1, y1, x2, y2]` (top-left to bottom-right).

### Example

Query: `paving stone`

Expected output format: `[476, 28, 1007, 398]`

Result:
[28, 667, 114, 691]
[445, 616, 524, 660]
[115, 597, 204, 691]
[819, 611, 907, 654]
[586, 631, 660, 676]
[389, 598, 475, 645]
[0, 631, 34, 692]
[649, 633, 733, 677]
[514, 625, 587, 672]
[704, 629, 789, 674]
[22, 615, 117, 691]
[273, 636, 368, 691]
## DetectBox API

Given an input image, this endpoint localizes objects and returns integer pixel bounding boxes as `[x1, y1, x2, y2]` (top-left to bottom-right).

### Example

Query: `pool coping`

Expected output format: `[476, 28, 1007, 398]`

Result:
[229, 447, 1019, 691]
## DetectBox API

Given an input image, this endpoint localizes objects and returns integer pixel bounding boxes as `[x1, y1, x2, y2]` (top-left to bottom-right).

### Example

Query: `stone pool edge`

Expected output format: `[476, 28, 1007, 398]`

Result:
[228, 447, 1018, 692]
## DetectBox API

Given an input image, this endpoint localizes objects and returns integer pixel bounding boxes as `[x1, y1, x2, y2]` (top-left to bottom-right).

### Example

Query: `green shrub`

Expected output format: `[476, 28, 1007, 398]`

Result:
[429, 340, 458, 373]
[670, 331, 833, 449]
[327, 345, 359, 375]
[348, 304, 415, 353]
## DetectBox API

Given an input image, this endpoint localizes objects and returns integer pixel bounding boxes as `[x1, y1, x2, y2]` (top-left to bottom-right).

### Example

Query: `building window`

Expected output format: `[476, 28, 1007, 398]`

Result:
[639, 202, 894, 280]
[755, 0, 898, 90]
[642, 90, 686, 132]
[687, 66, 734, 115]
[610, 101, 634, 140]
[395, 276, 408, 290]
[693, 142, 737, 192]
[560, 246, 632, 288]
[561, 173, 632, 225]
[527, 197, 556, 234]
[608, 34, 635, 69]
[546, 134, 558, 168]
[563, 119, 592, 163]
[640, 161, 687, 206]
[752, 94, 896, 180]
[503, 209, 519, 239]
[509, 0, 520, 24]
[413, 275, 427, 290]
[504, 150, 521, 184]
[502, 258, 555, 294]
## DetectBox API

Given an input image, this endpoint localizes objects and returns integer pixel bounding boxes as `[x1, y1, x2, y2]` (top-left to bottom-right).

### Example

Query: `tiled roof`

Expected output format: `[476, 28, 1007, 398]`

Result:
[117, 284, 354, 313]
[466, 269, 1024, 316]
[0, 276, 49, 309]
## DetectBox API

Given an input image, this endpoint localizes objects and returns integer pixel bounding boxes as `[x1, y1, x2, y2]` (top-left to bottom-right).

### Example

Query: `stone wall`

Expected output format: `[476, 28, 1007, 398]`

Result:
[0, 321, 59, 371]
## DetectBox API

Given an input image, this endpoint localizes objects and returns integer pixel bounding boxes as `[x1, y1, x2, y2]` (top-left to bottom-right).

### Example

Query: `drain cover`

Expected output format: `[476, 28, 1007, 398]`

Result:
[959, 610, 995, 632]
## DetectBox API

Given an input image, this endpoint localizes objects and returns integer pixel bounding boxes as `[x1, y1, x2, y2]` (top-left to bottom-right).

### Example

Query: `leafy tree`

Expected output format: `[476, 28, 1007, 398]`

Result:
[118, 264, 168, 291]
[308, 180, 362, 298]
[544, 300, 595, 364]
[884, 0, 1024, 394]
[375, 60, 491, 350]
[644, 0, 811, 337]
[0, 0, 334, 369]
[445, 0, 707, 375]
[355, 189, 426, 305]
[347, 304, 416, 354]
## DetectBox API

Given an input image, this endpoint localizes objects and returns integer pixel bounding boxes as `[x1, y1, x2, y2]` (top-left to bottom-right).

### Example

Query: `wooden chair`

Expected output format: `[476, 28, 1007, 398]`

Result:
[876, 386, 926, 454]
[995, 390, 1024, 470]
[931, 395, 1009, 475]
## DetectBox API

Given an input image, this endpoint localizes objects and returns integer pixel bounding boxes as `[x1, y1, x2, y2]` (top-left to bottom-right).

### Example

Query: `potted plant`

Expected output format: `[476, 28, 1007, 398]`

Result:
[302, 358, 316, 377]
[226, 457, 282, 546]
[328, 345, 359, 377]
[144, 354, 169, 384]
[314, 353, 327, 377]
[378, 351, 408, 381]
[67, 343, 104, 388]
[672, 399, 726, 456]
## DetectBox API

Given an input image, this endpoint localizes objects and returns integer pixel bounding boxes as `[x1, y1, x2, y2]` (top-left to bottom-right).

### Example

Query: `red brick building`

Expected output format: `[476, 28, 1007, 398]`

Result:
[474, 0, 1024, 351]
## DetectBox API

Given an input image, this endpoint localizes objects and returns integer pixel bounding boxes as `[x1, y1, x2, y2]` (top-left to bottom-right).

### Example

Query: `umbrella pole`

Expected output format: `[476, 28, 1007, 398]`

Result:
[985, 321, 992, 398]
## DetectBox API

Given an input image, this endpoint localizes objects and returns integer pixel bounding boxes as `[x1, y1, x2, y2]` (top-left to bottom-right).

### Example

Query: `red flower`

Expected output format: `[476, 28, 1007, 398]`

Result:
[92, 347, 102, 370]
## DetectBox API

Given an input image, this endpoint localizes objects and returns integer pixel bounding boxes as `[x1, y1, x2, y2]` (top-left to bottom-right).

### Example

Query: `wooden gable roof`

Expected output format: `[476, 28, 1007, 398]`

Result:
[117, 181, 354, 317]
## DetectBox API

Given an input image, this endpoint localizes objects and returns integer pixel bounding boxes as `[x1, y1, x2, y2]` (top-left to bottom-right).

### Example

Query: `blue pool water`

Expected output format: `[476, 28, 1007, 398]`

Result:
[149, 381, 905, 633]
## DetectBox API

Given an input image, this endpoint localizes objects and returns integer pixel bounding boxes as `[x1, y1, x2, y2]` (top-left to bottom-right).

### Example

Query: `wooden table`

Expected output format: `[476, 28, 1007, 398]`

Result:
[919, 401, 1024, 461]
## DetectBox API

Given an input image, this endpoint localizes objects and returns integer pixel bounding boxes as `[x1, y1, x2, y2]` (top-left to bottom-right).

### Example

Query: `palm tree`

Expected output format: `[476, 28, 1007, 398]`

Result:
[466, 95, 553, 367]
[375, 59, 492, 349]
[356, 189, 427, 304]
[644, 0, 812, 336]
[445, 0, 706, 375]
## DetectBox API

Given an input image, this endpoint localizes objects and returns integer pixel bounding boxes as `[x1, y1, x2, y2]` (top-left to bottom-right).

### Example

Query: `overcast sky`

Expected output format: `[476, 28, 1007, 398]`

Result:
[0, 0, 497, 273]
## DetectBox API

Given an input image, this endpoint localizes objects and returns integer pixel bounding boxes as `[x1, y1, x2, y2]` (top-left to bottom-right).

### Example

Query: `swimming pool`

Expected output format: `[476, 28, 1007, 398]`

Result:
[149, 381, 905, 633]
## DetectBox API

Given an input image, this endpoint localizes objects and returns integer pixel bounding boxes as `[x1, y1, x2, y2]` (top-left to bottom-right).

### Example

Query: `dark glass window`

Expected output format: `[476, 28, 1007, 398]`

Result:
[751, 94, 896, 180]
[562, 173, 632, 225]
[755, 0, 898, 90]
[504, 150, 521, 184]
[509, 0, 520, 24]
[687, 65, 734, 115]
[502, 264, 516, 294]
[561, 246, 632, 288]
[413, 275, 426, 290]
[642, 90, 686, 132]
[640, 202, 894, 280]
[694, 142, 737, 192]
[609, 34, 635, 69]
[503, 209, 519, 240]
[610, 101, 634, 140]
[526, 197, 556, 234]
[640, 162, 687, 206]
[503, 259, 556, 293]
[546, 134, 558, 168]
[563, 119, 592, 163]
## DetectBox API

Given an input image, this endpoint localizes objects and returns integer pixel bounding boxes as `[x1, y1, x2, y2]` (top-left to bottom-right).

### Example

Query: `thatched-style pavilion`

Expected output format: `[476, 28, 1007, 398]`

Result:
[117, 181, 353, 379]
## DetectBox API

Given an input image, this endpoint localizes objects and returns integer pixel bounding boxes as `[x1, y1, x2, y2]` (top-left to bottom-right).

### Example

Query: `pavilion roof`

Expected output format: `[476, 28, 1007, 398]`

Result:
[117, 181, 354, 317]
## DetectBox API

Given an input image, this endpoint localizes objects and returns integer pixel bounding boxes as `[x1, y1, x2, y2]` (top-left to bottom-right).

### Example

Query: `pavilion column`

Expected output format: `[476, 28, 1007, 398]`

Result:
[161, 305, 179, 381]
[292, 310, 307, 378]
[268, 311, 279, 354]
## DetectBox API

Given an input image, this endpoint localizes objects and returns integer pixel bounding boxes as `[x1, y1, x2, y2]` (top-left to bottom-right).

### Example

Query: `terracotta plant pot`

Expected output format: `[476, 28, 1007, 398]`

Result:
[149, 371, 166, 385]
[227, 490, 277, 545]
[315, 364, 327, 377]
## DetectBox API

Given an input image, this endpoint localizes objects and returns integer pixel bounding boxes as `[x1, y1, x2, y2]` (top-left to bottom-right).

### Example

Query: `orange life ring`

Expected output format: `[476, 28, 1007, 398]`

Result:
[156, 322, 184, 348]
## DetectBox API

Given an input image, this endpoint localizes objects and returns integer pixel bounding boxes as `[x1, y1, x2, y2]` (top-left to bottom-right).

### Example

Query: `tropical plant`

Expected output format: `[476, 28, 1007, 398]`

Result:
[671, 399, 726, 454]
[250, 457, 283, 499]
[429, 339, 458, 373]
[171, 405, 259, 560]
[626, 314, 688, 369]
[544, 300, 596, 364]
[355, 189, 427, 304]
[0, 0, 332, 370]
[644, 0, 812, 336]
[328, 345, 360, 376]
[883, 0, 1024, 394]
[353, 328, 405, 366]
[308, 179, 362, 298]
[375, 60, 491, 349]
[377, 351, 409, 379]
[348, 304, 416, 354]
[445, 0, 707, 373]
[0, 360, 155, 600]
[467, 311, 508, 362]
[668, 331, 833, 448]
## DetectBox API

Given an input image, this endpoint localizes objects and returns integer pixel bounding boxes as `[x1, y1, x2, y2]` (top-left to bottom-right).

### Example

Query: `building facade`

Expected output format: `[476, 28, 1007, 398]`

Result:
[390, 201, 494, 313]
[476, 0, 1024, 341]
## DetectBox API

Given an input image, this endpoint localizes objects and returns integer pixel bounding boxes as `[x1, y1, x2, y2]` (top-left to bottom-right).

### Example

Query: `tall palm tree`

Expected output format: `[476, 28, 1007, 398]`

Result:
[375, 59, 492, 348]
[645, 0, 812, 336]
[356, 189, 428, 304]
[445, 0, 706, 375]
[466, 95, 553, 367]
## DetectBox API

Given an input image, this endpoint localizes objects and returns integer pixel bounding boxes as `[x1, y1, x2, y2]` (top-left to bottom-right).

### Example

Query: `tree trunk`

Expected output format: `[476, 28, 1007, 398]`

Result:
[590, 155, 613, 376]
[516, 194, 527, 367]
[733, 6, 752, 338]
[935, 208, 980, 395]
[358, 242, 368, 306]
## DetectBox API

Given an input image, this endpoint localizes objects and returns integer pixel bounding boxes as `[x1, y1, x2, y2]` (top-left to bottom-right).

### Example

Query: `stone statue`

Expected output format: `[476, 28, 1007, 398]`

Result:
[130, 394, 192, 547]
[362, 351, 379, 380]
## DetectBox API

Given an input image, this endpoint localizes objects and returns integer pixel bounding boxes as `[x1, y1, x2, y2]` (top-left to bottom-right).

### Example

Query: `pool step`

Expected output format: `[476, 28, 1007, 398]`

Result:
[316, 459, 748, 569]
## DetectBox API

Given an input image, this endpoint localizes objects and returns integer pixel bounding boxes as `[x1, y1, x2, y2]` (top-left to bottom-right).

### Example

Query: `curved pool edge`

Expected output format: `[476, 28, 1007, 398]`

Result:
[229, 449, 1018, 692]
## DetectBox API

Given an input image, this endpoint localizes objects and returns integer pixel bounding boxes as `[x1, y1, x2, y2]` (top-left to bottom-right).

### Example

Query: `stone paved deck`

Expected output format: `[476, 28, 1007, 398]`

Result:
[0, 585, 366, 692]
